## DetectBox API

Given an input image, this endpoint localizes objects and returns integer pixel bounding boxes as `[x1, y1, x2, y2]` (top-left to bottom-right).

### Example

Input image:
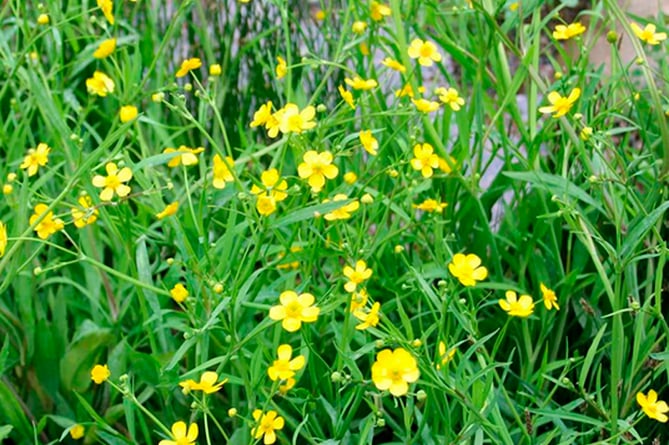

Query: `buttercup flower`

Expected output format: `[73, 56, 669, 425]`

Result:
[448, 253, 488, 286]
[408, 38, 442, 67]
[349, 288, 369, 312]
[90, 364, 111, 384]
[209, 63, 222, 76]
[343, 260, 372, 292]
[371, 348, 420, 396]
[251, 169, 288, 216]
[256, 195, 277, 216]
[156, 202, 179, 219]
[92, 162, 132, 201]
[323, 194, 359, 221]
[163, 146, 204, 167]
[338, 86, 355, 109]
[86, 71, 115, 96]
[176, 58, 202, 77]
[170, 283, 188, 303]
[37, 14, 49, 25]
[30, 204, 65, 240]
[268, 344, 305, 381]
[370, 1, 391, 21]
[275, 56, 287, 79]
[538, 88, 580, 118]
[436, 87, 465, 111]
[436, 341, 456, 369]
[540, 283, 559, 310]
[69, 424, 85, 440]
[251, 410, 284, 445]
[269, 290, 320, 332]
[410, 143, 439, 178]
[20, 143, 50, 176]
[413, 198, 447, 213]
[637, 390, 669, 422]
[382, 57, 406, 72]
[277, 103, 316, 134]
[438, 156, 455, 174]
[159, 421, 198, 445]
[97, 0, 114, 25]
[396, 84, 425, 98]
[212, 154, 235, 189]
[0, 221, 7, 257]
[552, 22, 586, 40]
[359, 130, 379, 155]
[179, 371, 228, 394]
[499, 290, 535, 318]
[297, 150, 339, 192]
[352, 21, 367, 34]
[119, 105, 138, 123]
[93, 38, 116, 58]
[353, 301, 380, 330]
[344, 76, 378, 91]
[411, 98, 440, 113]
[71, 195, 99, 228]
[631, 22, 667, 45]
[250, 101, 274, 127]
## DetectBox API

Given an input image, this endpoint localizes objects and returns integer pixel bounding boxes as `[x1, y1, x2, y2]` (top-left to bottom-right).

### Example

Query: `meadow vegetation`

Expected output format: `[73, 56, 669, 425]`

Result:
[0, 0, 669, 443]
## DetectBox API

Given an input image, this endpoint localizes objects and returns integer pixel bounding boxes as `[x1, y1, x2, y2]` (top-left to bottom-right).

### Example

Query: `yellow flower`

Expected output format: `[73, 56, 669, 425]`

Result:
[250, 101, 275, 128]
[413, 198, 447, 213]
[86, 71, 115, 96]
[343, 172, 357, 184]
[97, 0, 114, 24]
[407, 38, 442, 67]
[276, 246, 302, 270]
[410, 143, 439, 178]
[435, 87, 465, 111]
[448, 253, 488, 286]
[152, 92, 165, 102]
[176, 58, 202, 78]
[251, 410, 284, 445]
[275, 56, 287, 79]
[411, 98, 440, 113]
[179, 371, 228, 394]
[540, 283, 559, 310]
[92, 162, 132, 201]
[0, 221, 7, 257]
[209, 63, 222, 76]
[119, 105, 138, 123]
[69, 424, 85, 440]
[338, 85, 355, 109]
[349, 288, 368, 312]
[580, 126, 593, 141]
[381, 57, 406, 72]
[509, 2, 519, 11]
[359, 130, 378, 156]
[352, 21, 367, 34]
[436, 341, 456, 369]
[552, 22, 586, 40]
[268, 344, 305, 381]
[90, 364, 111, 384]
[156, 202, 179, 219]
[20, 142, 51, 177]
[343, 260, 372, 293]
[170, 283, 188, 303]
[30, 204, 65, 240]
[159, 421, 198, 445]
[251, 169, 288, 216]
[370, 1, 391, 21]
[277, 103, 317, 134]
[323, 194, 359, 221]
[345, 76, 378, 91]
[163, 146, 204, 167]
[297, 150, 339, 192]
[37, 14, 49, 25]
[353, 301, 380, 330]
[212, 154, 235, 189]
[93, 38, 116, 58]
[314, 9, 326, 21]
[499, 290, 535, 318]
[371, 348, 420, 397]
[630, 22, 667, 45]
[538, 88, 580, 118]
[71, 195, 99, 228]
[269, 290, 320, 332]
[637, 390, 669, 422]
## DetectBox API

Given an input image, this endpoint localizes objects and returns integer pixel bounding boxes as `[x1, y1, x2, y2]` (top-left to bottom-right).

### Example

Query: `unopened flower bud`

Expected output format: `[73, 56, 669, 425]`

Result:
[416, 389, 427, 401]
